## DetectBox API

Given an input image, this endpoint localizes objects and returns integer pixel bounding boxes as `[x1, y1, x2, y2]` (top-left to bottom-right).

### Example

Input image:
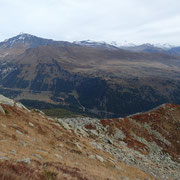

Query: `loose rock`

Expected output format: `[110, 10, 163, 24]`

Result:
[96, 155, 104, 163]
[0, 105, 5, 115]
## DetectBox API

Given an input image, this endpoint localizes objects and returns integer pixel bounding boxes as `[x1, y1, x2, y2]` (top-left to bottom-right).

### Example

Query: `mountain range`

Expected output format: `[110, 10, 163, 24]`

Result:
[73, 40, 180, 55]
[0, 33, 180, 118]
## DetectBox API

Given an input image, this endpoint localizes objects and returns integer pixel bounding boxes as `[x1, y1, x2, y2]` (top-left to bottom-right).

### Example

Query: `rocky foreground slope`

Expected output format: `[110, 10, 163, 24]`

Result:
[0, 95, 179, 179]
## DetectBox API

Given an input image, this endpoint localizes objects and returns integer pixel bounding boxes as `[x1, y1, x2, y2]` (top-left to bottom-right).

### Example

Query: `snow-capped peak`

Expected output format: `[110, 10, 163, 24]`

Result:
[73, 40, 119, 50]
[154, 43, 175, 49]
[3, 33, 30, 44]
[109, 41, 136, 47]
[0, 33, 37, 48]
[74, 40, 107, 45]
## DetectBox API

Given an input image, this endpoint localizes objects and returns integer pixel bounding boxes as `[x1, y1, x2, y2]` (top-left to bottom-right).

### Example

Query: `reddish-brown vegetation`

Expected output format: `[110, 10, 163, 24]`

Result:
[100, 104, 180, 160]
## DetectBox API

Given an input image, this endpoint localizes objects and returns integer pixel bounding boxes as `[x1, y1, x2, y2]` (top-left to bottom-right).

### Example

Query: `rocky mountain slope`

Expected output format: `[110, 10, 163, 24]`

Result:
[0, 34, 180, 118]
[0, 95, 179, 179]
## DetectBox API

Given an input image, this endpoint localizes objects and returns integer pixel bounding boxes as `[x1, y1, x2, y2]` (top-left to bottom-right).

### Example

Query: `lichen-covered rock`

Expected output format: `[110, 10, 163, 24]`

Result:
[16, 102, 30, 112]
[18, 158, 31, 164]
[57, 118, 71, 130]
[0, 105, 5, 115]
[0, 94, 15, 106]
[88, 154, 96, 160]
[96, 155, 104, 163]
[0, 156, 9, 160]
[0, 95, 30, 112]
[32, 154, 43, 160]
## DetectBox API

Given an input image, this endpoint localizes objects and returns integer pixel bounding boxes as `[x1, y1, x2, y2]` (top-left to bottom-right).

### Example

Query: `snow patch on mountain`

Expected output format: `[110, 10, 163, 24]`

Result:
[154, 43, 175, 49]
[74, 40, 176, 50]
[110, 41, 136, 47]
[73, 40, 119, 50]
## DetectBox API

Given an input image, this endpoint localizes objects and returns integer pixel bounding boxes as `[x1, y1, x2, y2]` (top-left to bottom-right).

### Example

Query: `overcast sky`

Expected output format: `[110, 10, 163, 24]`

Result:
[0, 0, 180, 45]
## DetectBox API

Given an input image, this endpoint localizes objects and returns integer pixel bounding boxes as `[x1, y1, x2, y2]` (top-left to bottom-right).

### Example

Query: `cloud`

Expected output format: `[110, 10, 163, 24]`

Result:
[0, 0, 180, 45]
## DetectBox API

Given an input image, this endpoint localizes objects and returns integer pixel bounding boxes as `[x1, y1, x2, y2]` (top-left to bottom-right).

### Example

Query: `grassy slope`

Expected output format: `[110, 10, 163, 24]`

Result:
[42, 108, 85, 118]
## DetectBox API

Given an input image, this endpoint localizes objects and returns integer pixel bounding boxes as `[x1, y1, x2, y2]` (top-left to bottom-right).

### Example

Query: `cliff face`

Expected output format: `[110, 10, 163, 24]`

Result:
[0, 95, 179, 179]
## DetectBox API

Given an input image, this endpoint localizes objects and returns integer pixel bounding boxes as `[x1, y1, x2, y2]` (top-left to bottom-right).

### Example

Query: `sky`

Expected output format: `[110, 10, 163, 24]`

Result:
[0, 0, 180, 45]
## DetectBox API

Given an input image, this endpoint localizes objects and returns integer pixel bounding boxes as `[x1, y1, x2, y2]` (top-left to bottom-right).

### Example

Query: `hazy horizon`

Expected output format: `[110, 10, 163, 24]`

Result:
[0, 0, 180, 45]
[1, 32, 179, 47]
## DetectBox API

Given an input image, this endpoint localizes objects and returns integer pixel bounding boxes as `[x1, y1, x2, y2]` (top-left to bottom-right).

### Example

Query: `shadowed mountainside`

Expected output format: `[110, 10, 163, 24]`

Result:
[0, 34, 180, 118]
